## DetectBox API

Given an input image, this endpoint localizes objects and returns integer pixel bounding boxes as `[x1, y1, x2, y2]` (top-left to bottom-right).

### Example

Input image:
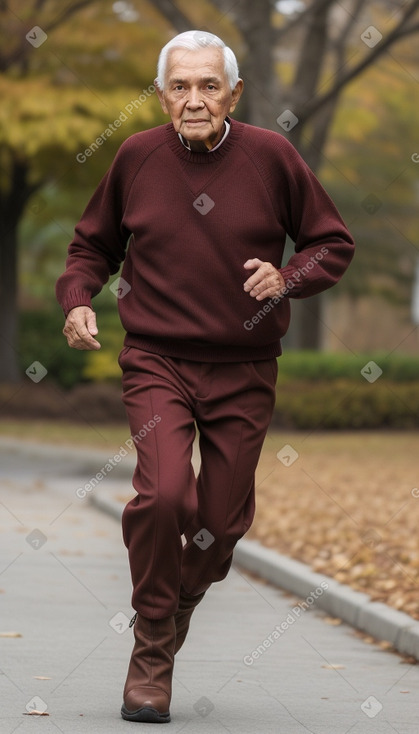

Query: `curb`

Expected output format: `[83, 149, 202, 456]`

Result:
[91, 490, 419, 661]
[232, 540, 419, 660]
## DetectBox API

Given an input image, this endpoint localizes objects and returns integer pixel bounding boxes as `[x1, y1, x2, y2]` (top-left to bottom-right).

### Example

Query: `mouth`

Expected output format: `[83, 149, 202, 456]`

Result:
[184, 119, 209, 125]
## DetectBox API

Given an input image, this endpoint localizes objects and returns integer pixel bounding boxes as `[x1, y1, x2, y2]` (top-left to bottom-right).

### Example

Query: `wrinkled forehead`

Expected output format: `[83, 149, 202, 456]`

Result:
[165, 46, 226, 85]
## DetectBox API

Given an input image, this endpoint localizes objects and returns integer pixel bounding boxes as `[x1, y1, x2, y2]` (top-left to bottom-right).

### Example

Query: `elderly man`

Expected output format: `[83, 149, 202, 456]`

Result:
[56, 30, 354, 723]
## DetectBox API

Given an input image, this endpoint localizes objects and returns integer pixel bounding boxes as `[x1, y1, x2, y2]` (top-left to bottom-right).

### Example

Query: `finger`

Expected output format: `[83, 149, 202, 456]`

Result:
[247, 274, 285, 300]
[243, 268, 265, 292]
[63, 318, 101, 350]
[243, 258, 263, 270]
[74, 340, 101, 351]
[71, 330, 101, 349]
[243, 258, 263, 288]
[253, 283, 281, 301]
[243, 262, 274, 293]
[86, 310, 98, 336]
[66, 334, 101, 350]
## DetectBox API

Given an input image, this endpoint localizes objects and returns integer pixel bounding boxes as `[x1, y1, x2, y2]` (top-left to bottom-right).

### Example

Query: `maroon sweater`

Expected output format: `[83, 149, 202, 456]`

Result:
[56, 118, 354, 361]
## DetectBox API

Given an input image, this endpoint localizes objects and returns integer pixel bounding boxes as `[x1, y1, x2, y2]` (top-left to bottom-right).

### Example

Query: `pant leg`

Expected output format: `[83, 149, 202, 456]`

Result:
[119, 347, 198, 619]
[180, 358, 277, 595]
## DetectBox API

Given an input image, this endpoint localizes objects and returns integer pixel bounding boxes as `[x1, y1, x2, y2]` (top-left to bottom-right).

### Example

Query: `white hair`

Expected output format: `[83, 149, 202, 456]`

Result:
[155, 30, 239, 91]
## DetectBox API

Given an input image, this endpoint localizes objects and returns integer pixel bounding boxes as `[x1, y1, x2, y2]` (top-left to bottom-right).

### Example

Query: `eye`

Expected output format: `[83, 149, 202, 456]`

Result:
[174, 85, 184, 91]
[206, 84, 216, 90]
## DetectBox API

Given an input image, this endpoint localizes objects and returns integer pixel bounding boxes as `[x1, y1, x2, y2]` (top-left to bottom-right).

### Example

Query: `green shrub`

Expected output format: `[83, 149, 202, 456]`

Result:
[277, 350, 419, 383]
[19, 306, 125, 388]
[274, 379, 419, 429]
[273, 351, 419, 428]
[19, 308, 88, 389]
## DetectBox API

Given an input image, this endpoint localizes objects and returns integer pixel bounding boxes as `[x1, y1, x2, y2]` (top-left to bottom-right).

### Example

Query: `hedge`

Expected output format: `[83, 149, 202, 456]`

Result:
[273, 379, 419, 429]
[277, 350, 419, 383]
[272, 351, 419, 429]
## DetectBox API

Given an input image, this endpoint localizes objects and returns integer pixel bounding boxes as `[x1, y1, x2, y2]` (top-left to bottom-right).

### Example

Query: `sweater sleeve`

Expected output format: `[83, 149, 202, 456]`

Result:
[265, 135, 355, 299]
[55, 138, 139, 316]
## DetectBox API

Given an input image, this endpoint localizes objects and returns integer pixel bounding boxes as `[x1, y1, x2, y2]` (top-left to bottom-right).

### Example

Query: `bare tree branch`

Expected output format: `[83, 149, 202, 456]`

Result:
[300, 0, 367, 163]
[0, 0, 98, 72]
[211, 0, 337, 41]
[394, 20, 419, 37]
[43, 0, 97, 34]
[275, 0, 336, 41]
[333, 0, 366, 49]
[147, 0, 192, 33]
[301, 0, 419, 122]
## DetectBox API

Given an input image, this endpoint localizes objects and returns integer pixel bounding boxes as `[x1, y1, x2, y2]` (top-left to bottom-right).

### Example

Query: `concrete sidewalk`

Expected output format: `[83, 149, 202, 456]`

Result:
[1, 440, 419, 733]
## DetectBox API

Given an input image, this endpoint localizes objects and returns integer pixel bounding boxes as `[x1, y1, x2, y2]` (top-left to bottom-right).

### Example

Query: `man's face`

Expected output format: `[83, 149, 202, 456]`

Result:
[156, 46, 243, 150]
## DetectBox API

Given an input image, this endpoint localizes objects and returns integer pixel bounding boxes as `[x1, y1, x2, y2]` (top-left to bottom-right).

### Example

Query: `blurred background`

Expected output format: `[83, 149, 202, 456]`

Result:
[1, 0, 419, 427]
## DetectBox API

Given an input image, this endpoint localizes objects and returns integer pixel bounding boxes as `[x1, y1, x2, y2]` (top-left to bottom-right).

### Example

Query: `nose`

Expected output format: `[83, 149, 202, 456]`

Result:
[186, 87, 204, 109]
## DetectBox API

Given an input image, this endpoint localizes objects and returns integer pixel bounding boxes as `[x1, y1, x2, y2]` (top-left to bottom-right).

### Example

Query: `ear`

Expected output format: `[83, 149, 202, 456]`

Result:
[229, 79, 244, 113]
[154, 79, 169, 114]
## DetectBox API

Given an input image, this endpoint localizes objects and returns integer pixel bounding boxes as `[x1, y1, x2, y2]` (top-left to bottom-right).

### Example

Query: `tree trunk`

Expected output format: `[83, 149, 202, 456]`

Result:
[283, 2, 331, 349]
[0, 157, 40, 383]
[231, 0, 277, 129]
[0, 216, 20, 383]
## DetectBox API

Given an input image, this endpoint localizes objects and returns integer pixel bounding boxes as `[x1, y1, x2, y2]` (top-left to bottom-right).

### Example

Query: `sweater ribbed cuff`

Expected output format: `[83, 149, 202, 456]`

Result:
[278, 265, 306, 298]
[60, 289, 93, 317]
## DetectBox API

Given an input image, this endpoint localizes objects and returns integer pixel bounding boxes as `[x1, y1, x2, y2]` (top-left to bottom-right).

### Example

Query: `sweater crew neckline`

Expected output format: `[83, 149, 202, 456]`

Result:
[165, 117, 242, 163]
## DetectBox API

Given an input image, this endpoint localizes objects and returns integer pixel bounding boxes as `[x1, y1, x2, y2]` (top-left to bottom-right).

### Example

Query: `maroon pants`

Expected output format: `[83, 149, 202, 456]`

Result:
[119, 346, 277, 619]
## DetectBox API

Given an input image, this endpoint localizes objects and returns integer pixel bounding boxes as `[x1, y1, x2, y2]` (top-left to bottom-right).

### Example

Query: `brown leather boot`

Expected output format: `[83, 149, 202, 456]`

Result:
[121, 613, 175, 723]
[174, 587, 206, 654]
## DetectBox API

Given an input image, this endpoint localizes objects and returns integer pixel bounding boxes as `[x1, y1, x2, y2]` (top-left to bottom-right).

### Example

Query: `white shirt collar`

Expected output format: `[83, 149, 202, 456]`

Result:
[178, 119, 231, 153]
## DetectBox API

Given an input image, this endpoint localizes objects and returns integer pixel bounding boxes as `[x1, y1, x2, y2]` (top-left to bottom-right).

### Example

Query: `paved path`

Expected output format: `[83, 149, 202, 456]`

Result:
[1, 440, 418, 733]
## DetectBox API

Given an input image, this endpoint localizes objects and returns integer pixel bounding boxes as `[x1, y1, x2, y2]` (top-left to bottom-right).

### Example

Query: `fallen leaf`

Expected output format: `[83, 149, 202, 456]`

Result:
[33, 676, 51, 680]
[323, 617, 342, 626]
[378, 640, 394, 650]
[362, 636, 376, 645]
[322, 664, 346, 670]
[248, 433, 419, 623]
[0, 631, 22, 638]
[23, 711, 49, 716]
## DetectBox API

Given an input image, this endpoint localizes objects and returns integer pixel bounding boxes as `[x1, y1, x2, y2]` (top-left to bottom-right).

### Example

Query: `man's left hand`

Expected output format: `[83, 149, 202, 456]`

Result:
[243, 258, 285, 300]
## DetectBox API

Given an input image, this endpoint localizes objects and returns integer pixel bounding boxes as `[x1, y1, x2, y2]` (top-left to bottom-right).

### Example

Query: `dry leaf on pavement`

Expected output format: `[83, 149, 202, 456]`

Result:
[0, 631, 22, 638]
[23, 711, 49, 716]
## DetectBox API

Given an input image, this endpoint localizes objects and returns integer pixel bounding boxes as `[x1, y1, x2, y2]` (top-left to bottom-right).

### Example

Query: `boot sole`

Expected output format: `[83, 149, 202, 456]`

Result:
[121, 704, 170, 723]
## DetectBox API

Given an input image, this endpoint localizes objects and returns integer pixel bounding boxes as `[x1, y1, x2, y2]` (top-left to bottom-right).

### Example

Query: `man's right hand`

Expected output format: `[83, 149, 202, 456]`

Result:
[62, 306, 101, 350]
